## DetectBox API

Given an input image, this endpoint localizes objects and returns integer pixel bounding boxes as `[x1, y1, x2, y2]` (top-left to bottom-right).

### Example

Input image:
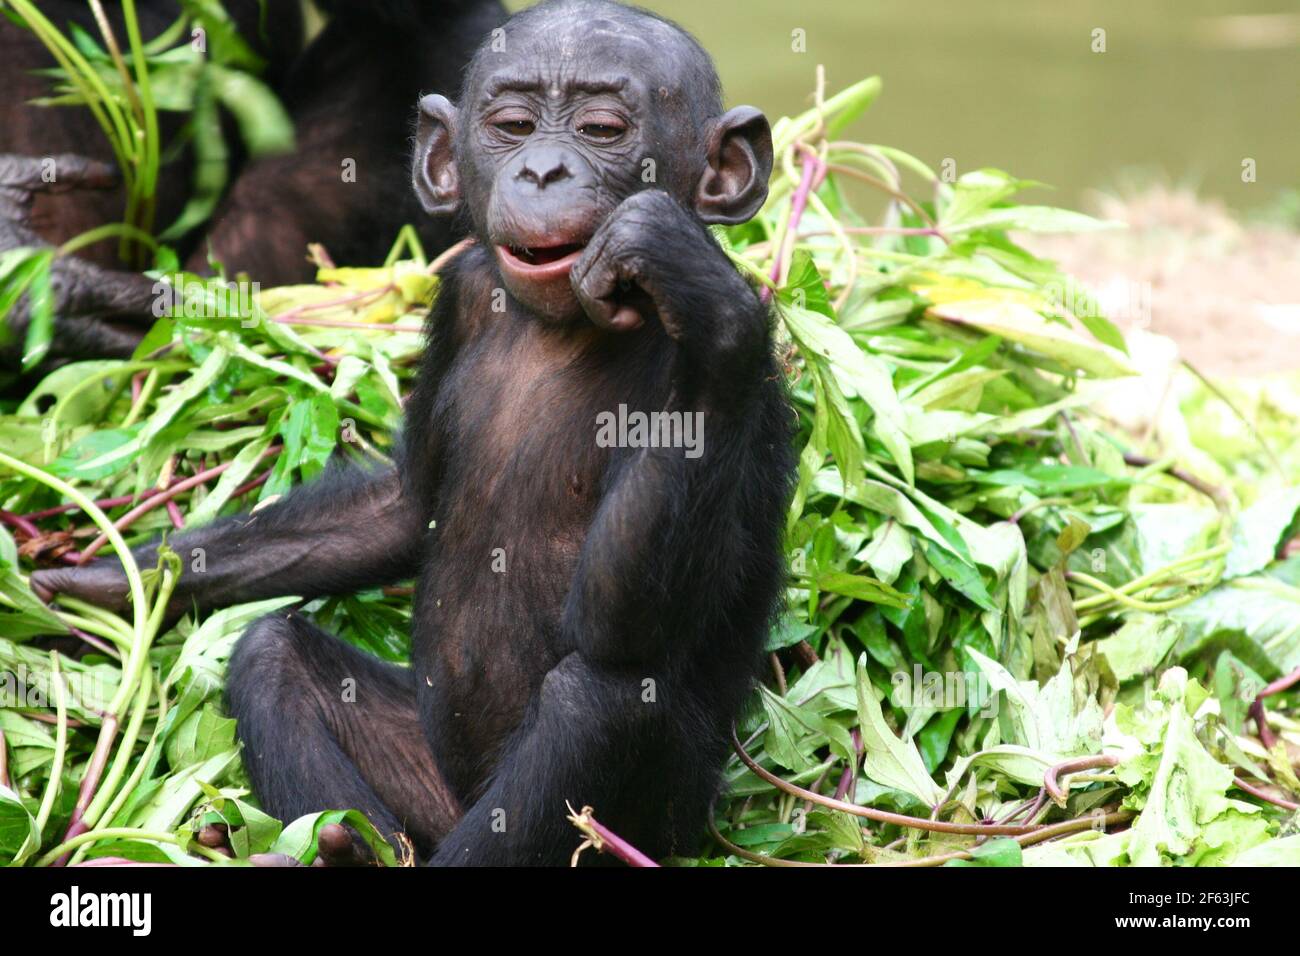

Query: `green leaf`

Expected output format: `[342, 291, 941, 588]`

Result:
[0, 785, 41, 865]
[783, 293, 913, 484]
[165, 704, 238, 770]
[270, 810, 399, 866]
[19, 250, 55, 371]
[924, 541, 995, 611]
[1224, 487, 1300, 581]
[206, 64, 294, 156]
[854, 655, 944, 805]
[1095, 615, 1182, 683]
[1174, 557, 1300, 673]
[946, 836, 1023, 867]
[815, 570, 909, 608]
[760, 686, 854, 772]
[1122, 673, 1237, 867]
[928, 298, 1136, 378]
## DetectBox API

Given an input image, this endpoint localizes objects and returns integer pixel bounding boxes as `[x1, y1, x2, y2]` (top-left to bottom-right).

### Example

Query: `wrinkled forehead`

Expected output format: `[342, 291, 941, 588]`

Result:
[467, 11, 699, 109]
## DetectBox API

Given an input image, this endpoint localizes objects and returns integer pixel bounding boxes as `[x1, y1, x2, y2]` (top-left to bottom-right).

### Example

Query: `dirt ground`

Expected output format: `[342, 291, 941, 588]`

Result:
[1024, 187, 1300, 378]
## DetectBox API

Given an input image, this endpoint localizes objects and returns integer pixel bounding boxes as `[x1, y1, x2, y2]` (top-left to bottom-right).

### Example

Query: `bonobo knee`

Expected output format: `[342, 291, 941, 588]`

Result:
[225, 611, 307, 710]
[539, 654, 662, 734]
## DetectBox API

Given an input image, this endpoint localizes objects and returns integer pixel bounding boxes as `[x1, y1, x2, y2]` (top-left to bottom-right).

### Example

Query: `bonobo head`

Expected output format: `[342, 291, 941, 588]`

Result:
[412, 0, 773, 319]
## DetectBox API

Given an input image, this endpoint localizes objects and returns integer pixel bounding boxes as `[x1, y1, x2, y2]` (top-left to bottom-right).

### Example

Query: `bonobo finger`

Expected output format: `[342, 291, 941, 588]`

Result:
[50, 314, 147, 359]
[248, 853, 304, 867]
[196, 824, 229, 848]
[313, 822, 374, 867]
[572, 249, 644, 333]
[0, 154, 118, 194]
[30, 563, 132, 614]
[52, 259, 163, 324]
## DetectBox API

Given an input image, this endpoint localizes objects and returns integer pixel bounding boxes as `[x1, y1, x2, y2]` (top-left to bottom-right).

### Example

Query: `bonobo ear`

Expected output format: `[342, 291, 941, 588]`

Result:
[413, 94, 460, 216]
[694, 106, 773, 225]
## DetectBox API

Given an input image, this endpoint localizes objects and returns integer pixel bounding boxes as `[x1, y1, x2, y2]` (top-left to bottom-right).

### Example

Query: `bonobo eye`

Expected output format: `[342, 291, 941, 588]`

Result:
[494, 119, 536, 138]
[577, 114, 627, 143]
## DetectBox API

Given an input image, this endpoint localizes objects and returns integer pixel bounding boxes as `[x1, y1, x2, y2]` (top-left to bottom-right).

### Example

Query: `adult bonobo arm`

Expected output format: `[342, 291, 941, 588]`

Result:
[428, 106, 794, 864]
[31, 463, 428, 619]
[0, 154, 161, 361]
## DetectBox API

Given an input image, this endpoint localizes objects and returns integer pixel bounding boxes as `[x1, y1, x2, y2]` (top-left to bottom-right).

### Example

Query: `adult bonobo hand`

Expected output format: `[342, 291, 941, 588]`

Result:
[0, 154, 161, 361]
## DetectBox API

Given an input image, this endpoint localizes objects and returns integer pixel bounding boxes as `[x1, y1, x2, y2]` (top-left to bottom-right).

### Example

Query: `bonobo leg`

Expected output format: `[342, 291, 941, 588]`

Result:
[429, 653, 727, 866]
[226, 611, 461, 858]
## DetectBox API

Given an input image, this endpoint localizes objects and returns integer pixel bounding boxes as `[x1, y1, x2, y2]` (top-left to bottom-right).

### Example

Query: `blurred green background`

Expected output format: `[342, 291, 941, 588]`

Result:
[509, 0, 1300, 215]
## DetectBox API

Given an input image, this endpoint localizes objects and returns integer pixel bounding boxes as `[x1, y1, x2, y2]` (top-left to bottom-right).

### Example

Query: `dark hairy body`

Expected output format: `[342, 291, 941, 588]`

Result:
[34, 0, 796, 865]
[1, 0, 505, 361]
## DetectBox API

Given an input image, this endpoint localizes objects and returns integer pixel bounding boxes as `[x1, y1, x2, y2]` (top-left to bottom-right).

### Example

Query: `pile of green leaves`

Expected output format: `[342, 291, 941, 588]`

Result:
[1, 76, 1298, 867]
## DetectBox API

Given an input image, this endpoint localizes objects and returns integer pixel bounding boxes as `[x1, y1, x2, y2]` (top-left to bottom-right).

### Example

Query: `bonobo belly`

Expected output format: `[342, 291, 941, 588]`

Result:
[411, 485, 595, 797]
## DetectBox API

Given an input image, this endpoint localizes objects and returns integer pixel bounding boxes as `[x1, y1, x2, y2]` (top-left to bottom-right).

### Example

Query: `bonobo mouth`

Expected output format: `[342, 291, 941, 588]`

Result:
[496, 241, 587, 281]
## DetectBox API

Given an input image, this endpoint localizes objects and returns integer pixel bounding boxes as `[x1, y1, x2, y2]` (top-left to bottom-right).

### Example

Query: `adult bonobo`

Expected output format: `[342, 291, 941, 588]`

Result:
[32, 0, 796, 866]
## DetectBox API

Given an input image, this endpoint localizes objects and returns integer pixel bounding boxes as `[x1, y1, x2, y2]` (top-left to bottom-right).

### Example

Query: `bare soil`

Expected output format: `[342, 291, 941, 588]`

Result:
[1024, 187, 1300, 378]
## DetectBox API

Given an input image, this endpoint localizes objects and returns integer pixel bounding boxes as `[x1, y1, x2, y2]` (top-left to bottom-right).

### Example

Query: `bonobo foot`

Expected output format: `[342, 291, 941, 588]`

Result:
[198, 822, 383, 867]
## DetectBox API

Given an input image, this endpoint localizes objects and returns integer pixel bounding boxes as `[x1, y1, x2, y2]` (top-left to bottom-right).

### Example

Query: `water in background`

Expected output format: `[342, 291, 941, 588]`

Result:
[510, 0, 1300, 215]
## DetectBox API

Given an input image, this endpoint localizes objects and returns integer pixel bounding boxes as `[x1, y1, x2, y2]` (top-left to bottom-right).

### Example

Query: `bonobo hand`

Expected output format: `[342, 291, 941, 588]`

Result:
[571, 190, 757, 343]
[32, 554, 200, 634]
[0, 154, 162, 359]
[30, 559, 134, 616]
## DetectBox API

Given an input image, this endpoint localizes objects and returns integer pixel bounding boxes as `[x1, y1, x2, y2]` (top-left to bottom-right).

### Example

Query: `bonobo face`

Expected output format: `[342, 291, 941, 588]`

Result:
[412, 0, 773, 320]
[469, 25, 669, 317]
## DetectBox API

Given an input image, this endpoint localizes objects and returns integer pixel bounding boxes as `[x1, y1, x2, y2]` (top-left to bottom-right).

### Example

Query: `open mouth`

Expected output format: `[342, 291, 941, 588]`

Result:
[505, 242, 584, 266]
[496, 241, 587, 279]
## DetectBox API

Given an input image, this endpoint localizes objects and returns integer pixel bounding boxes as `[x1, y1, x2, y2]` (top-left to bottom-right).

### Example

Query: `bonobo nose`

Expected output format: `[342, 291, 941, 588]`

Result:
[513, 146, 574, 190]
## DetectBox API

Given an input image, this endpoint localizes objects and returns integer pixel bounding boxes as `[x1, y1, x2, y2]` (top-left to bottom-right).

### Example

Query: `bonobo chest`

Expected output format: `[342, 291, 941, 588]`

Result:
[413, 309, 672, 739]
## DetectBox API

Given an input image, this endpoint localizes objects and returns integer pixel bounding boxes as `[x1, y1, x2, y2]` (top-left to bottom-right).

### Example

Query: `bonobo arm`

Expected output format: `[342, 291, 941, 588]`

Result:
[430, 192, 794, 864]
[31, 463, 428, 619]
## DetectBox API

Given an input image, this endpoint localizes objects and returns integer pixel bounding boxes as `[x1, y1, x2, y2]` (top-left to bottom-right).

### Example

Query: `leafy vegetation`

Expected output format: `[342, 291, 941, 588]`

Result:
[1, 61, 1298, 866]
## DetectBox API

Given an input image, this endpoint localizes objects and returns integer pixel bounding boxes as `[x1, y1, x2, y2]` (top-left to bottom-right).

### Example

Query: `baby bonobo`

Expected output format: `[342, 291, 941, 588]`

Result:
[32, 0, 795, 866]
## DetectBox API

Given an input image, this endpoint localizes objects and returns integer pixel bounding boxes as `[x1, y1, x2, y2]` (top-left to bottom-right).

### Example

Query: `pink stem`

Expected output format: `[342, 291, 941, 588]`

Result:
[1234, 775, 1300, 811]
[833, 728, 864, 801]
[1261, 665, 1300, 699]
[77, 445, 281, 564]
[762, 146, 827, 303]
[271, 286, 387, 321]
[1045, 754, 1120, 804]
[68, 626, 121, 659]
[165, 499, 184, 530]
[571, 808, 659, 867]
[1246, 665, 1300, 751]
[231, 468, 273, 499]
[23, 478, 188, 521]
[1250, 699, 1278, 751]
[0, 509, 40, 538]
[55, 714, 119, 865]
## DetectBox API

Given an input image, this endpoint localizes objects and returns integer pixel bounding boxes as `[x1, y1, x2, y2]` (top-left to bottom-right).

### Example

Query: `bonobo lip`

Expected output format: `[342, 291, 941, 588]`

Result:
[495, 240, 587, 282]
